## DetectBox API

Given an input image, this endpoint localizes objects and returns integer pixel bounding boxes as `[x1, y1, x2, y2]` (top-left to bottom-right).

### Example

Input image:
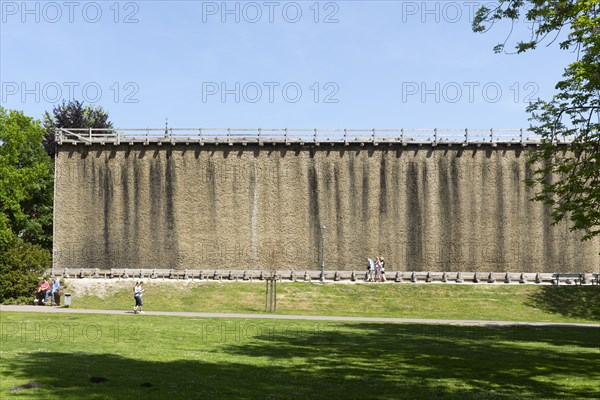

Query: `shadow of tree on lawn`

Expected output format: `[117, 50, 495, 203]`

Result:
[2, 322, 599, 400]
[526, 286, 600, 321]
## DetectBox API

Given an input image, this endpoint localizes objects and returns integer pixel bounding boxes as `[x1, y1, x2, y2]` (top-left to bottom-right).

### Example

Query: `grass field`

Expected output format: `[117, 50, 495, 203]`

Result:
[1, 311, 598, 400]
[66, 280, 600, 323]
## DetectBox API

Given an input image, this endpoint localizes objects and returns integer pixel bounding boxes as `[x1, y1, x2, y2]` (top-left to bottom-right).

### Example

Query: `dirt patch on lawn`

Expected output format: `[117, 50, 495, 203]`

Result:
[9, 381, 43, 392]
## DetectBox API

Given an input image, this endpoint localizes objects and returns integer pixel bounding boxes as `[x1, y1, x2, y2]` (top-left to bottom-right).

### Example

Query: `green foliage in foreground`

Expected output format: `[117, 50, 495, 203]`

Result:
[69, 282, 600, 323]
[474, 0, 600, 240]
[0, 312, 598, 399]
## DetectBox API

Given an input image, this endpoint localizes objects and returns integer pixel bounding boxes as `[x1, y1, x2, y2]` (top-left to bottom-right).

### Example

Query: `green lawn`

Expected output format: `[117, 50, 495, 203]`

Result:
[0, 312, 598, 399]
[67, 281, 600, 323]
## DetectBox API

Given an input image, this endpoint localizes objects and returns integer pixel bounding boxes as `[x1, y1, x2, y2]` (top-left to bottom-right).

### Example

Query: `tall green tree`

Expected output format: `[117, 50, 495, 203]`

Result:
[43, 100, 113, 159]
[0, 108, 53, 302]
[474, 0, 600, 240]
[0, 107, 54, 249]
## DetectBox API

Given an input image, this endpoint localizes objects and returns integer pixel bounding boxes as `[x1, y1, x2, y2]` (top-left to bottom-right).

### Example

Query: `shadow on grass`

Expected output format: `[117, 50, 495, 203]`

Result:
[526, 286, 600, 321]
[2, 323, 599, 400]
[220, 322, 600, 400]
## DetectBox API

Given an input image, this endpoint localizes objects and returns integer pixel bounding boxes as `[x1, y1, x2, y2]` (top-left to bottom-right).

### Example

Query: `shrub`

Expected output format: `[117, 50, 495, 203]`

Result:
[0, 239, 50, 303]
[2, 296, 35, 305]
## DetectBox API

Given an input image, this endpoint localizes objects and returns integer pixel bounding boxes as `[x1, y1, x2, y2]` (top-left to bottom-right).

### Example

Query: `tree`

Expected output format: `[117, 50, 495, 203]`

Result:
[0, 107, 54, 249]
[43, 100, 113, 158]
[0, 107, 53, 302]
[473, 0, 600, 241]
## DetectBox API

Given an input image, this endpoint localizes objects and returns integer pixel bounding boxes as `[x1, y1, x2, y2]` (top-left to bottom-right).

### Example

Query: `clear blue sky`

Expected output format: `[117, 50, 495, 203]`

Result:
[0, 0, 573, 129]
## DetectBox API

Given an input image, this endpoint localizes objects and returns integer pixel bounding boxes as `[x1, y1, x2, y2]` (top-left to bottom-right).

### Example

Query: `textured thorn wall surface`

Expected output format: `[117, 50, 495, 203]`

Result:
[53, 144, 600, 272]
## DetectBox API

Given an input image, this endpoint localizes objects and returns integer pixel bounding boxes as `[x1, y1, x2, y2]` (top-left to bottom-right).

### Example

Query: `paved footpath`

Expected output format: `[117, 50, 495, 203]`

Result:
[1, 305, 598, 328]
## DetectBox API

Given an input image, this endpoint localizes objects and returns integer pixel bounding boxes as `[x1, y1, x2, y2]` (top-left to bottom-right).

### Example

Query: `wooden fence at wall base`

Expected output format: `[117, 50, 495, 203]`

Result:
[48, 269, 600, 285]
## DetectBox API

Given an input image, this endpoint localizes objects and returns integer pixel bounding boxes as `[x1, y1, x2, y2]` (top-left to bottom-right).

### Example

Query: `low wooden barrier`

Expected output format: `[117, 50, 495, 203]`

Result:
[46, 269, 600, 285]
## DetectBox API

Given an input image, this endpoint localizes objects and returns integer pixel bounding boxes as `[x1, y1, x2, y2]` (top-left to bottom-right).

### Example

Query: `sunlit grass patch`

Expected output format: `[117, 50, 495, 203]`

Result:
[65, 280, 600, 323]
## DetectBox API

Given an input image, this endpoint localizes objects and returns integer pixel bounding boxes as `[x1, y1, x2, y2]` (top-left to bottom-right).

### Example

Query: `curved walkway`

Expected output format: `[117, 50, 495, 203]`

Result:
[2, 305, 598, 328]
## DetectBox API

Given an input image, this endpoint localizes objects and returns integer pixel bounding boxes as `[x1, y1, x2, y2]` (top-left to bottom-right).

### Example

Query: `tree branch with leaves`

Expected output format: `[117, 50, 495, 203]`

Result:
[474, 0, 600, 240]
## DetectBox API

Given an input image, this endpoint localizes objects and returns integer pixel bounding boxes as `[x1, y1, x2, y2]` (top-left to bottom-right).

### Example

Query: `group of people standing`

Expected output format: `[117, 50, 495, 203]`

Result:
[366, 257, 386, 282]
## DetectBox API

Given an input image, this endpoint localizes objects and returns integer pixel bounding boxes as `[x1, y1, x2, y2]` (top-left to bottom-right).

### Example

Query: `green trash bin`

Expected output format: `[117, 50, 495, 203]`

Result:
[64, 293, 72, 307]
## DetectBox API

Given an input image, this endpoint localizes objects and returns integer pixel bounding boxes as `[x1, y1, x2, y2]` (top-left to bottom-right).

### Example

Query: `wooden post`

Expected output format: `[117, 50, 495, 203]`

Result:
[265, 276, 277, 312]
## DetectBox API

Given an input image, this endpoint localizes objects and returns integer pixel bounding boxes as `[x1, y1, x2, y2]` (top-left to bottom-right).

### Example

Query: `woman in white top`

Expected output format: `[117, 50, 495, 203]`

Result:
[133, 282, 145, 314]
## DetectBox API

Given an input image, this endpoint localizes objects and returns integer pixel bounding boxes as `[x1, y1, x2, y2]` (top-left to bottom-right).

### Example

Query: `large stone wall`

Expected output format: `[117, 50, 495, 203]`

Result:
[53, 143, 600, 272]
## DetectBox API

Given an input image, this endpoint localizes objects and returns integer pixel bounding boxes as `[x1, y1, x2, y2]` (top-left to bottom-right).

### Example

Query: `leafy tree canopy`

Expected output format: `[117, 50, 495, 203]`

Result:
[474, 0, 600, 240]
[43, 100, 113, 158]
[0, 107, 54, 250]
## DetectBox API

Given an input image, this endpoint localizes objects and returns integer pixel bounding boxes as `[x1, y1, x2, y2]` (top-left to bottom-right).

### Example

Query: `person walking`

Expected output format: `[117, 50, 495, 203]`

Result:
[379, 257, 386, 282]
[366, 258, 375, 282]
[133, 282, 145, 314]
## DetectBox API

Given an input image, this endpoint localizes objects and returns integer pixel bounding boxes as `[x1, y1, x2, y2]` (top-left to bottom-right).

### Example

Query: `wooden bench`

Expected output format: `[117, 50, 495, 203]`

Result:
[110, 269, 129, 279]
[213, 270, 223, 281]
[553, 273, 584, 286]
[148, 269, 171, 279]
[32, 289, 61, 306]
[228, 271, 238, 281]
